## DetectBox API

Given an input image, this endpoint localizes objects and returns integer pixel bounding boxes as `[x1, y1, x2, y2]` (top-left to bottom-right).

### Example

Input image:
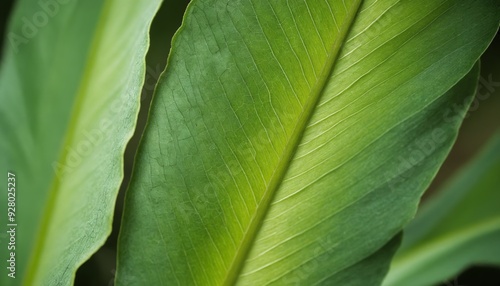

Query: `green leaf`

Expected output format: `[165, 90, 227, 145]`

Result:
[383, 132, 500, 286]
[0, 0, 161, 284]
[117, 0, 499, 285]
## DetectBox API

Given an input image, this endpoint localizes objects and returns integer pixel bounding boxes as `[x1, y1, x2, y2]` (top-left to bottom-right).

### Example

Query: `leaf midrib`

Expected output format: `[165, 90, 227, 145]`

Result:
[222, 1, 364, 284]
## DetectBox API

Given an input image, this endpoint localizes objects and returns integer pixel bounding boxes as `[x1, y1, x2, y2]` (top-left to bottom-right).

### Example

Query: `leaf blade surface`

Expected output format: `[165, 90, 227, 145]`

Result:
[117, 0, 500, 285]
[0, 0, 162, 284]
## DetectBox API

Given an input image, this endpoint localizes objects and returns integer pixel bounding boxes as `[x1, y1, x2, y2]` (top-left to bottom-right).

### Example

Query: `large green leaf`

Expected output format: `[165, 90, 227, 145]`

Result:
[383, 132, 500, 286]
[117, 0, 499, 285]
[0, 0, 161, 284]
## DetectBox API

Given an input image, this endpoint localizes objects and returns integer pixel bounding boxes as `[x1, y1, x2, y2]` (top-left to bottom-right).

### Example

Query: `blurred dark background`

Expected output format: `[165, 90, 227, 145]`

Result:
[1, 1, 499, 285]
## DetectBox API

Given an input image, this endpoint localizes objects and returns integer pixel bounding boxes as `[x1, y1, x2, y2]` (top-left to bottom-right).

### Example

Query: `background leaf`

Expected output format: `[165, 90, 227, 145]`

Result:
[117, 0, 499, 285]
[383, 132, 500, 286]
[0, 0, 161, 284]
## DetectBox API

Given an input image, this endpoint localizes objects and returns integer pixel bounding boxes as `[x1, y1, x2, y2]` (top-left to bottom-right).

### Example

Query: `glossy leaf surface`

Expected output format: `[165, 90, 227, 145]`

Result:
[0, 0, 161, 284]
[117, 0, 500, 285]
